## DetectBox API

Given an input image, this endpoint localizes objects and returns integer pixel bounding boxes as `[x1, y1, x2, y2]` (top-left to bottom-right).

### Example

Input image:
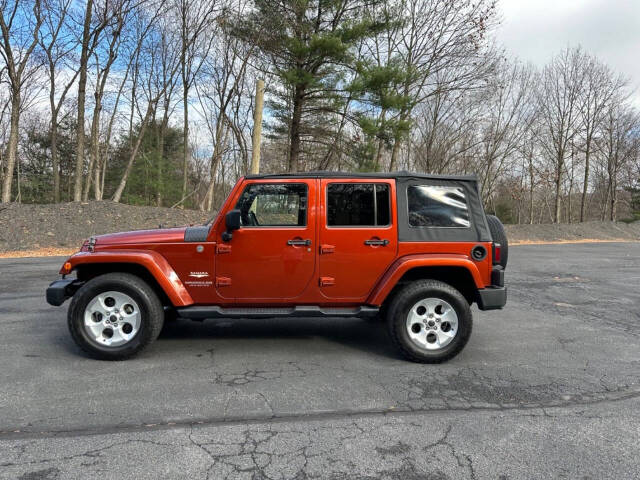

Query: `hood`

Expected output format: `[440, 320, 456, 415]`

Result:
[93, 227, 188, 246]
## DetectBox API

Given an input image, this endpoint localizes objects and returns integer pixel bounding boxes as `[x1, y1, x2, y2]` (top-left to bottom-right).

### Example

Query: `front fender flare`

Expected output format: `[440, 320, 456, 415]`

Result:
[62, 250, 194, 307]
[366, 254, 484, 306]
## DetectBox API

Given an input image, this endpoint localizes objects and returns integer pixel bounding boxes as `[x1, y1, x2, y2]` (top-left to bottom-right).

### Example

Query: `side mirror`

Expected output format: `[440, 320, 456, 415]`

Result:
[222, 209, 241, 241]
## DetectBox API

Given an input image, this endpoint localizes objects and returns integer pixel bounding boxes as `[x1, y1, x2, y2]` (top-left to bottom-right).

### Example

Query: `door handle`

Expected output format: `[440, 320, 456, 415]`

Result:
[287, 239, 312, 246]
[364, 239, 389, 246]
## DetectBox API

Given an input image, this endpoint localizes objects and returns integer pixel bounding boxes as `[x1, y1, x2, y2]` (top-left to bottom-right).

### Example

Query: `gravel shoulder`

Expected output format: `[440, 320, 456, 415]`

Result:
[506, 220, 640, 244]
[0, 201, 211, 253]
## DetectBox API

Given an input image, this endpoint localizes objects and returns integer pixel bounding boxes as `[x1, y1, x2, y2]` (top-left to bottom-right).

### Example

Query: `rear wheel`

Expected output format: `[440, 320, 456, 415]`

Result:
[68, 273, 164, 360]
[387, 280, 472, 363]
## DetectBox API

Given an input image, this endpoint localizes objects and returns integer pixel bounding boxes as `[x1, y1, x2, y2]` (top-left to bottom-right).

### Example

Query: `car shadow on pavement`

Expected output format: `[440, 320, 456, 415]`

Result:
[156, 316, 400, 360]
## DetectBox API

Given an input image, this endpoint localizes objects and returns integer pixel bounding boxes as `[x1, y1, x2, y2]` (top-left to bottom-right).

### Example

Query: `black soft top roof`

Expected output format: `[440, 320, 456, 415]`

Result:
[244, 170, 490, 242]
[245, 170, 478, 182]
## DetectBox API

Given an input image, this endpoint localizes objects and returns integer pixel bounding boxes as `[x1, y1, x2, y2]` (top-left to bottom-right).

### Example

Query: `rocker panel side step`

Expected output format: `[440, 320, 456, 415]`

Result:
[175, 305, 379, 320]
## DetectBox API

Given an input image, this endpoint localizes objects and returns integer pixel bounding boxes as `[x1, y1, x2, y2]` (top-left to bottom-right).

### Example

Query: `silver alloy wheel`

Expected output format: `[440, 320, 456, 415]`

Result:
[83, 291, 141, 347]
[406, 297, 458, 351]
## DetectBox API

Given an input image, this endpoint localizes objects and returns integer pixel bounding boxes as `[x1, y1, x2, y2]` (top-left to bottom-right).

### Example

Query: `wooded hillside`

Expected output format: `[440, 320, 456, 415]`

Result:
[1, 0, 639, 223]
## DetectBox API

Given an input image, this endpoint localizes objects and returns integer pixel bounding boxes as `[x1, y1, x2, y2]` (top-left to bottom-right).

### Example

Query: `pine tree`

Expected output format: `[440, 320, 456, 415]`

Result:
[349, 58, 412, 171]
[234, 0, 385, 171]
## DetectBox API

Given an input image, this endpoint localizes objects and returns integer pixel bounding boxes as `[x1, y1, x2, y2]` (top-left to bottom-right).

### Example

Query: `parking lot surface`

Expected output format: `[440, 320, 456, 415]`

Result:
[1, 243, 639, 479]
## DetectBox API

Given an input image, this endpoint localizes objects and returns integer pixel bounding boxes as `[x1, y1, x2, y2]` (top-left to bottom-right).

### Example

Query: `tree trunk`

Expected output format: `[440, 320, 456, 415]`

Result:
[389, 132, 401, 171]
[529, 184, 534, 224]
[157, 105, 170, 207]
[600, 183, 609, 221]
[112, 103, 154, 203]
[1, 92, 20, 203]
[181, 85, 189, 205]
[528, 152, 534, 224]
[98, 68, 129, 202]
[99, 146, 107, 200]
[288, 84, 305, 172]
[373, 109, 387, 172]
[50, 103, 60, 203]
[94, 153, 102, 200]
[610, 165, 617, 221]
[84, 102, 101, 201]
[200, 118, 225, 211]
[250, 79, 264, 174]
[73, 0, 93, 202]
[157, 122, 164, 207]
[567, 148, 575, 224]
[580, 148, 590, 222]
[553, 154, 563, 223]
[92, 136, 101, 201]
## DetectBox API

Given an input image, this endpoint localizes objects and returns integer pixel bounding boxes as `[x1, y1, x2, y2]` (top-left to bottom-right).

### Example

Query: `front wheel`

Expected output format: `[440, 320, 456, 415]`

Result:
[387, 280, 472, 363]
[68, 273, 164, 360]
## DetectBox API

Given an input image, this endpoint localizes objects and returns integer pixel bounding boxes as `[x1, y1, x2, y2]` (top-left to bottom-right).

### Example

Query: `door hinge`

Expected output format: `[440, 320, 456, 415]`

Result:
[319, 276, 335, 287]
[215, 276, 232, 287]
[320, 244, 335, 254]
[216, 244, 232, 254]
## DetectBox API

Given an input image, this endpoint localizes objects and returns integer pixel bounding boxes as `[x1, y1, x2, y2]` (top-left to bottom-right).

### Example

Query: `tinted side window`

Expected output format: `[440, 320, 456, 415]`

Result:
[236, 183, 307, 227]
[408, 186, 470, 228]
[327, 183, 390, 226]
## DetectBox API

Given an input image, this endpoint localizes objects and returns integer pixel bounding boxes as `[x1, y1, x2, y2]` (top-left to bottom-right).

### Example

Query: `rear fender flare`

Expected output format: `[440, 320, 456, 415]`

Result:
[366, 254, 484, 306]
[62, 250, 194, 307]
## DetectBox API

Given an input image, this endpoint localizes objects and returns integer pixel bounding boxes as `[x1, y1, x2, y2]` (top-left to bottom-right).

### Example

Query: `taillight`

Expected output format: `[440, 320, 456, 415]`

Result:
[493, 243, 501, 265]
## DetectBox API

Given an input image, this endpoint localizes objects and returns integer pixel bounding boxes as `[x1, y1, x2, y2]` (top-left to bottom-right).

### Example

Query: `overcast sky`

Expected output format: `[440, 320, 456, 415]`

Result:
[496, 0, 640, 104]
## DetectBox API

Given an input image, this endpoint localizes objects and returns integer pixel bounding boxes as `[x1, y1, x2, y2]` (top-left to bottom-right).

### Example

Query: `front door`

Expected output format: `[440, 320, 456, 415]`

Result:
[215, 180, 316, 301]
[318, 179, 398, 301]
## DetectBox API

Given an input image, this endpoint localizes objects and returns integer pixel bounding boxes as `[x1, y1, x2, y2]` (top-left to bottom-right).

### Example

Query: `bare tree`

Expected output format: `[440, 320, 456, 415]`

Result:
[475, 61, 536, 203]
[385, 0, 498, 170]
[0, 61, 10, 184]
[0, 0, 44, 203]
[85, 0, 164, 201]
[176, 0, 217, 203]
[39, 0, 80, 202]
[196, 6, 254, 211]
[154, 24, 180, 206]
[73, 0, 96, 201]
[537, 47, 585, 223]
[72, 0, 126, 202]
[597, 101, 639, 221]
[577, 56, 624, 221]
[82, 8, 128, 201]
[409, 82, 480, 174]
[112, 11, 180, 203]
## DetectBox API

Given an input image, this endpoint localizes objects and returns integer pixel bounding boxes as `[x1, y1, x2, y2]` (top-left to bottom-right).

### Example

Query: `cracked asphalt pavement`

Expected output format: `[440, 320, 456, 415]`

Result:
[1, 243, 639, 479]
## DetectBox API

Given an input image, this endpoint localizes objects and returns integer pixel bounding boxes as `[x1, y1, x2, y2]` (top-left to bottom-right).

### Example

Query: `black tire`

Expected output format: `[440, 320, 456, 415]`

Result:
[68, 273, 164, 360]
[486, 214, 508, 268]
[387, 280, 472, 363]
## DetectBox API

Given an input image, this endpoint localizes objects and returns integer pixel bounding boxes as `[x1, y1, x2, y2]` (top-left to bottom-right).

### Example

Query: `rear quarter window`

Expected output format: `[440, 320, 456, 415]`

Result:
[408, 186, 470, 228]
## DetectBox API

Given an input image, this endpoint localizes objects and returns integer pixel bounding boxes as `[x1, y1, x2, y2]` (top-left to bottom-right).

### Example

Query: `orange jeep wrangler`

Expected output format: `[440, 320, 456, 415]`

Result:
[46, 172, 507, 363]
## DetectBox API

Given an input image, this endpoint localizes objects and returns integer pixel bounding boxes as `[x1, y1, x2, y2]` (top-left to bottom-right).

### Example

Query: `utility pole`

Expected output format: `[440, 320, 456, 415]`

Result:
[250, 79, 265, 174]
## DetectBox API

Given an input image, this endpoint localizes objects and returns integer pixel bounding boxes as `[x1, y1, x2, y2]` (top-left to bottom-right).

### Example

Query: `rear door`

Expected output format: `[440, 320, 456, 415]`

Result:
[318, 179, 397, 301]
[215, 179, 316, 301]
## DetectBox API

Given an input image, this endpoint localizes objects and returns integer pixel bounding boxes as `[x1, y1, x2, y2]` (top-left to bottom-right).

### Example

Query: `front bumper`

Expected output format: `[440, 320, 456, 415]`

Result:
[46, 279, 83, 306]
[477, 286, 507, 310]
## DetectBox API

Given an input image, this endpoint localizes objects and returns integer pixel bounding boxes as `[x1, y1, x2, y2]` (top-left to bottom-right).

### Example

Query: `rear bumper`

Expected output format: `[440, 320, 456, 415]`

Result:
[477, 286, 507, 310]
[46, 279, 83, 306]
